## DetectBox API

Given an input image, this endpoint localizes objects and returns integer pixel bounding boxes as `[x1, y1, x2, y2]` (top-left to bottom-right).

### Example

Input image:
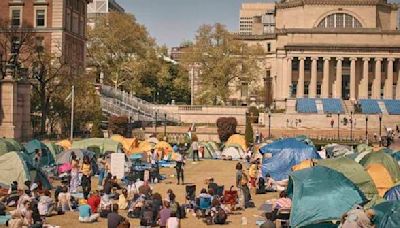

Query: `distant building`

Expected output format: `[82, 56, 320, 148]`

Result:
[239, 3, 275, 35]
[87, 0, 124, 27]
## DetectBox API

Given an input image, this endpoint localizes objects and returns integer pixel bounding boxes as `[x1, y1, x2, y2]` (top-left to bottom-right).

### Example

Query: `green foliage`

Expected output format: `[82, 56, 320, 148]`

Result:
[245, 116, 254, 146]
[181, 23, 264, 105]
[248, 106, 260, 123]
[108, 115, 129, 135]
[216, 117, 237, 142]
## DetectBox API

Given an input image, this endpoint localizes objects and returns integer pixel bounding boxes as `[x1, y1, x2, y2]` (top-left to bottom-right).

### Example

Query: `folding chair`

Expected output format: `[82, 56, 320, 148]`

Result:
[185, 185, 196, 204]
[275, 208, 290, 228]
[198, 197, 212, 218]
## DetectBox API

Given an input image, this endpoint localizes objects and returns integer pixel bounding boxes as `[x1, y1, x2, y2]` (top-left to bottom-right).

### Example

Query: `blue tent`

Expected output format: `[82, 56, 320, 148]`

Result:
[260, 138, 320, 180]
[372, 201, 400, 228]
[384, 184, 400, 201]
[24, 140, 55, 167]
[287, 166, 366, 228]
[391, 151, 400, 162]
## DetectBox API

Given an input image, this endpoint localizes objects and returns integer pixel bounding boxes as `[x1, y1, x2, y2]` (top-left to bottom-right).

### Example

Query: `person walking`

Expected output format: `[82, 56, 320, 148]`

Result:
[191, 137, 199, 162]
[235, 162, 243, 187]
[70, 154, 80, 193]
[175, 152, 185, 185]
[81, 155, 92, 199]
[97, 155, 106, 188]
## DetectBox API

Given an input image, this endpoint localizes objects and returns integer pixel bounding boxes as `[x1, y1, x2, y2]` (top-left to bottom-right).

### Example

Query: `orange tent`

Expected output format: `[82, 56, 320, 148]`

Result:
[292, 159, 315, 171]
[56, 139, 72, 150]
[129, 141, 154, 154]
[366, 163, 395, 197]
[226, 134, 247, 151]
[110, 134, 139, 154]
[155, 141, 173, 158]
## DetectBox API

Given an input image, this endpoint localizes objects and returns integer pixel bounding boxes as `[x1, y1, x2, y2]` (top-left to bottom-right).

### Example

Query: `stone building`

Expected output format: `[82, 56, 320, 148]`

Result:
[236, 0, 400, 114]
[87, 0, 124, 27]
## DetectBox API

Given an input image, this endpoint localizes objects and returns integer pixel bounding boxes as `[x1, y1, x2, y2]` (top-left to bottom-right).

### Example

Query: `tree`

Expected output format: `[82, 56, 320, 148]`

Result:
[245, 115, 254, 146]
[181, 23, 264, 105]
[108, 115, 129, 135]
[216, 117, 237, 142]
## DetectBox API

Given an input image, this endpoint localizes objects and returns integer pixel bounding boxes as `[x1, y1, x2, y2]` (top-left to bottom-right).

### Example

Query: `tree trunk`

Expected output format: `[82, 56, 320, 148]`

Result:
[39, 82, 47, 136]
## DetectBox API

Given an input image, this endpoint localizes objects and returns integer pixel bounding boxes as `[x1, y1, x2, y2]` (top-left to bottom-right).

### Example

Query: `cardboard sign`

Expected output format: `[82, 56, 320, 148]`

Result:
[111, 153, 125, 179]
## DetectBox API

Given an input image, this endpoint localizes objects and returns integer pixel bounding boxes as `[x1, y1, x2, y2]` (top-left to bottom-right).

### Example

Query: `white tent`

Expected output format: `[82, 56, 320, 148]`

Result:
[221, 146, 245, 160]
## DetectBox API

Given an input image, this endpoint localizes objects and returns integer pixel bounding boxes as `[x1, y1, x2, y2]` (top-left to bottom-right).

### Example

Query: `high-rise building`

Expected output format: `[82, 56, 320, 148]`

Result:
[239, 3, 275, 35]
[87, 0, 124, 27]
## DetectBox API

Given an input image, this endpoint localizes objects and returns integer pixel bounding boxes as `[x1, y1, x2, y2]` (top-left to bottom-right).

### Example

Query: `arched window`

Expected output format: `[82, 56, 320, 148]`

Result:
[317, 13, 362, 28]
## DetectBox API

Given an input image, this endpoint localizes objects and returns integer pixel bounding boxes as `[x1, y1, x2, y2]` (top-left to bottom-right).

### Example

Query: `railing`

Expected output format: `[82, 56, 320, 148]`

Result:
[99, 85, 180, 123]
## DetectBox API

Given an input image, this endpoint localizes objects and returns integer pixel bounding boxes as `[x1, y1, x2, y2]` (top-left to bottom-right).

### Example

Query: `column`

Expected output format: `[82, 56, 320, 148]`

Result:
[384, 58, 394, 99]
[397, 60, 400, 99]
[336, 57, 343, 99]
[297, 57, 305, 98]
[373, 58, 382, 99]
[350, 57, 357, 100]
[359, 58, 369, 99]
[309, 57, 318, 98]
[287, 57, 293, 98]
[322, 57, 330, 98]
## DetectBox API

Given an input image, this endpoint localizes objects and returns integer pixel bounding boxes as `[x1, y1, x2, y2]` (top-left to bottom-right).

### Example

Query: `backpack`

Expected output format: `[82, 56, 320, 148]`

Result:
[214, 208, 227, 224]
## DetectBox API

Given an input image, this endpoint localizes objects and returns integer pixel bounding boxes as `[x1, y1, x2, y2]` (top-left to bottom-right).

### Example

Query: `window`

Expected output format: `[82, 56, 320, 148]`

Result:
[267, 43, 271, 52]
[11, 9, 21, 27]
[317, 13, 362, 29]
[35, 9, 46, 27]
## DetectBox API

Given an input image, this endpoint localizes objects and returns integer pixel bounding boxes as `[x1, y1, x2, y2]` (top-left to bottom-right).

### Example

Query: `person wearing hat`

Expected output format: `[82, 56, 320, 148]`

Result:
[78, 199, 99, 223]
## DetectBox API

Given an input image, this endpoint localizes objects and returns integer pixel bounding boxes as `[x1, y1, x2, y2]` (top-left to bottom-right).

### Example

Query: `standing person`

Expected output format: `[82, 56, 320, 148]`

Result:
[191, 137, 199, 162]
[70, 154, 80, 193]
[248, 162, 258, 192]
[150, 149, 158, 165]
[97, 155, 106, 188]
[175, 152, 185, 185]
[235, 162, 243, 187]
[81, 155, 92, 199]
[330, 119, 335, 128]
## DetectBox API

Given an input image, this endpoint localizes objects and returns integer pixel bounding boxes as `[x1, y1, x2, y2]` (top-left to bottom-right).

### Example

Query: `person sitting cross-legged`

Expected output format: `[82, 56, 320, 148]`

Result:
[78, 199, 99, 223]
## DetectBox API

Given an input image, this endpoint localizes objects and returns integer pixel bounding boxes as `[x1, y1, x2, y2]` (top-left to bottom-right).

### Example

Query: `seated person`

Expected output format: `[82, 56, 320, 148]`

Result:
[8, 200, 33, 227]
[167, 212, 180, 228]
[78, 199, 99, 223]
[87, 191, 101, 213]
[108, 204, 129, 228]
[118, 189, 128, 210]
[268, 191, 292, 221]
[38, 190, 55, 216]
[207, 178, 218, 196]
[5, 181, 19, 207]
[158, 201, 171, 228]
[256, 175, 267, 194]
[99, 194, 112, 218]
[17, 190, 32, 210]
[265, 173, 287, 192]
[57, 186, 72, 212]
[340, 205, 375, 228]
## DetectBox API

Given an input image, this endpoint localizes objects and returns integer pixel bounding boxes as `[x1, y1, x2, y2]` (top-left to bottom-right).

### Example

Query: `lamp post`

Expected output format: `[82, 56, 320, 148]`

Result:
[164, 113, 167, 138]
[337, 112, 340, 140]
[365, 115, 369, 144]
[350, 111, 353, 141]
[379, 113, 382, 146]
[268, 110, 272, 139]
[154, 110, 158, 135]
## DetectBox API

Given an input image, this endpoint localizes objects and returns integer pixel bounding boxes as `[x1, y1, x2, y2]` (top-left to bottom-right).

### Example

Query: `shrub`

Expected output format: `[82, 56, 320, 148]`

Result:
[108, 115, 129, 135]
[216, 117, 237, 143]
[245, 115, 254, 146]
[248, 106, 260, 123]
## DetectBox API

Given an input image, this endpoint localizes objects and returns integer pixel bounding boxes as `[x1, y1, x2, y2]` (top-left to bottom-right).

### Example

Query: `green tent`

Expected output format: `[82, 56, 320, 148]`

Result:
[72, 138, 123, 155]
[372, 201, 400, 228]
[45, 142, 63, 158]
[287, 166, 366, 228]
[1, 139, 24, 152]
[356, 144, 372, 153]
[207, 142, 220, 152]
[316, 158, 381, 207]
[24, 139, 55, 167]
[0, 140, 16, 156]
[359, 152, 400, 183]
[187, 142, 216, 159]
[0, 151, 51, 190]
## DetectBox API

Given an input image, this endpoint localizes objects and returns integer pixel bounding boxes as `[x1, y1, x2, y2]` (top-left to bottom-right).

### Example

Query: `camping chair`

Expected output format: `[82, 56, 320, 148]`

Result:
[275, 208, 290, 228]
[185, 185, 196, 206]
[215, 185, 224, 197]
[197, 197, 212, 218]
[222, 186, 238, 211]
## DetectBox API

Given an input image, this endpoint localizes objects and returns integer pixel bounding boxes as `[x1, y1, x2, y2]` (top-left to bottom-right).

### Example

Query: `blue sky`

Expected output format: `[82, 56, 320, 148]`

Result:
[118, 0, 400, 47]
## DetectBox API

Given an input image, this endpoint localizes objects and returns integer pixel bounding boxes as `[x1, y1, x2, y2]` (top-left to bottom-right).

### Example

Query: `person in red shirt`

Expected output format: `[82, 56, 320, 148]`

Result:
[87, 191, 101, 213]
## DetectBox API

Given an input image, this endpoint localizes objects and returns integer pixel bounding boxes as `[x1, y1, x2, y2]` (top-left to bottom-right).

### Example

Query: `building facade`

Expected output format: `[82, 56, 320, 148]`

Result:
[87, 0, 124, 27]
[0, 0, 90, 72]
[239, 3, 275, 35]
[237, 0, 400, 110]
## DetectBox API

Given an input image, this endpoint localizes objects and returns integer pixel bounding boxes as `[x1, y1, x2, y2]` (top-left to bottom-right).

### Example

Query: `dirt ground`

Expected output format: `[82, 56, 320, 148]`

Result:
[2, 160, 278, 228]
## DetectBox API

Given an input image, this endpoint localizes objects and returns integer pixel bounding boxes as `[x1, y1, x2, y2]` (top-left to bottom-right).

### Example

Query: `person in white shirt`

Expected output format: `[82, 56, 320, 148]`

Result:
[191, 140, 199, 162]
[166, 211, 180, 228]
[38, 190, 55, 216]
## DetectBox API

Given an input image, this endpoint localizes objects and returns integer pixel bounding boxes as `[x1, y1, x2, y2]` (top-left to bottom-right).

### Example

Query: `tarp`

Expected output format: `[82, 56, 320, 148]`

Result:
[24, 139, 55, 167]
[225, 134, 247, 152]
[221, 146, 244, 160]
[384, 184, 400, 201]
[56, 139, 72, 150]
[260, 138, 320, 181]
[325, 144, 353, 158]
[287, 166, 366, 228]
[72, 138, 123, 154]
[0, 151, 51, 190]
[359, 152, 400, 184]
[372, 201, 400, 228]
[316, 157, 380, 207]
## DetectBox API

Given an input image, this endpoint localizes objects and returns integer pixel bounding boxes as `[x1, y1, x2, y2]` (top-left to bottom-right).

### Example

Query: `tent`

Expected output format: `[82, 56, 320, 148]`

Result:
[45, 142, 63, 158]
[72, 138, 123, 154]
[360, 151, 399, 197]
[155, 141, 173, 158]
[356, 144, 373, 153]
[56, 149, 96, 165]
[147, 137, 159, 145]
[291, 159, 315, 171]
[0, 139, 24, 153]
[56, 139, 72, 150]
[390, 151, 400, 164]
[325, 144, 353, 158]
[384, 184, 400, 201]
[287, 166, 366, 228]
[225, 134, 247, 152]
[0, 152, 51, 190]
[24, 139, 55, 167]
[0, 140, 17, 156]
[260, 138, 320, 181]
[110, 134, 139, 154]
[372, 201, 400, 228]
[187, 142, 216, 159]
[221, 146, 245, 160]
[207, 142, 220, 153]
[316, 157, 380, 207]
